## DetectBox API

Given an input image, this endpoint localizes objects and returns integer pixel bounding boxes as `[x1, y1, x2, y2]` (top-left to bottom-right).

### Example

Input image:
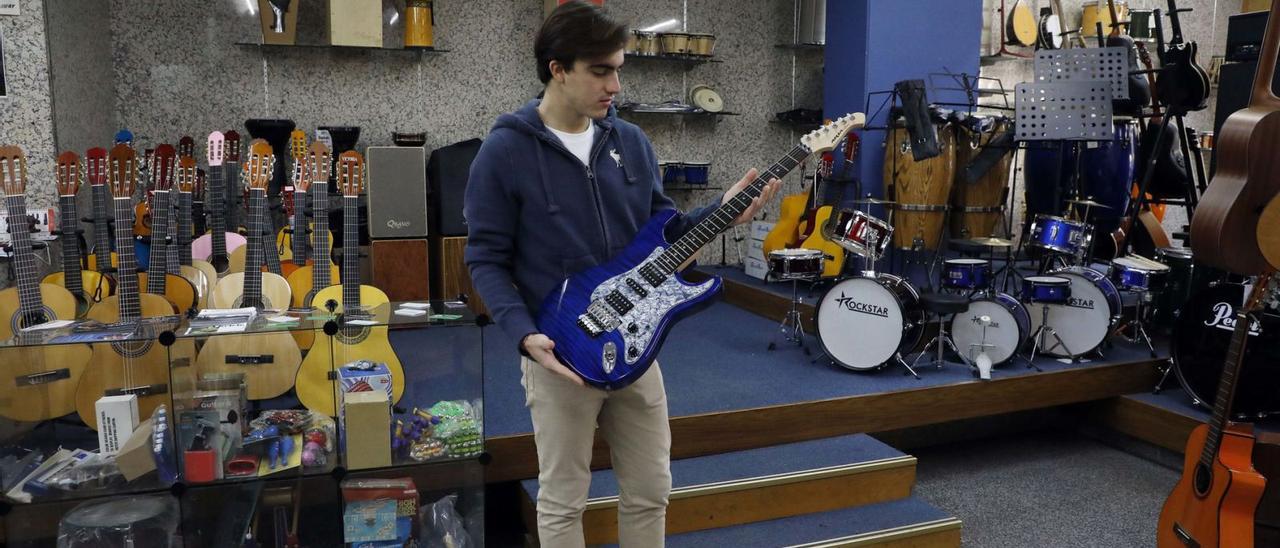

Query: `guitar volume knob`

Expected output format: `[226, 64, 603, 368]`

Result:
[627, 322, 639, 334]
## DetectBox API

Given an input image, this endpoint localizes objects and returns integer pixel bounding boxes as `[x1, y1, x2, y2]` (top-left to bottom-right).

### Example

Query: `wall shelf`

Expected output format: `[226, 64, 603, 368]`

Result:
[618, 107, 739, 117]
[769, 118, 821, 132]
[624, 53, 721, 66]
[235, 42, 450, 54]
[774, 43, 824, 51]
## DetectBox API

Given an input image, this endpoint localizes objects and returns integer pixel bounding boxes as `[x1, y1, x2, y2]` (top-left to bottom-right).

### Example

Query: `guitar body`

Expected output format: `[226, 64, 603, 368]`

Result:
[191, 231, 247, 273]
[762, 192, 808, 256]
[74, 292, 182, 430]
[1005, 0, 1038, 47]
[535, 210, 722, 390]
[227, 244, 249, 275]
[42, 270, 114, 317]
[799, 205, 844, 277]
[0, 284, 92, 421]
[86, 251, 118, 272]
[1191, 109, 1280, 275]
[295, 284, 403, 416]
[191, 259, 219, 286]
[178, 265, 210, 310]
[1160, 42, 1211, 113]
[210, 271, 293, 310]
[1158, 422, 1266, 548]
[195, 330, 301, 400]
[285, 263, 340, 350]
[136, 271, 199, 314]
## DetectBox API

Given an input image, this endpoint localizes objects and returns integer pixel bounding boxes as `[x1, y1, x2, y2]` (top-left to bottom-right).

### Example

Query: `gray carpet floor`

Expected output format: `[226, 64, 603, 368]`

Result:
[908, 429, 1180, 548]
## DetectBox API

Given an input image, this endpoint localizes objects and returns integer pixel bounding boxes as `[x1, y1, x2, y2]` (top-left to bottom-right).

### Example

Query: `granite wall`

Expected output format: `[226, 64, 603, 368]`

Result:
[0, 2, 57, 202]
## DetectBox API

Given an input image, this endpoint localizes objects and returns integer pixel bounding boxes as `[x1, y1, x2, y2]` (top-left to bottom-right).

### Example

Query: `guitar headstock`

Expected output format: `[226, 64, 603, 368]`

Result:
[0, 146, 27, 197]
[207, 131, 225, 167]
[306, 142, 332, 186]
[151, 144, 177, 191]
[177, 157, 197, 193]
[246, 140, 273, 192]
[800, 113, 866, 155]
[195, 168, 207, 197]
[289, 130, 307, 160]
[86, 147, 108, 188]
[337, 150, 364, 197]
[178, 136, 195, 159]
[225, 130, 242, 163]
[107, 144, 138, 199]
[56, 151, 82, 197]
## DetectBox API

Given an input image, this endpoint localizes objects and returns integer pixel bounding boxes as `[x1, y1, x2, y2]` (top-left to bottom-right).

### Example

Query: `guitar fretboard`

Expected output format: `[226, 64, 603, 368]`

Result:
[310, 182, 331, 301]
[244, 188, 267, 308]
[6, 194, 46, 326]
[177, 191, 194, 266]
[91, 184, 114, 271]
[58, 194, 85, 296]
[209, 165, 229, 262]
[291, 188, 307, 265]
[341, 193, 360, 312]
[112, 196, 141, 321]
[146, 190, 171, 294]
[1200, 308, 1253, 469]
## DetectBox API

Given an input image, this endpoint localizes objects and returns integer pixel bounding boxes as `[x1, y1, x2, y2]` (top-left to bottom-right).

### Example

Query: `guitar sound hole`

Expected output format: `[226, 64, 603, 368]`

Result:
[1193, 462, 1212, 496]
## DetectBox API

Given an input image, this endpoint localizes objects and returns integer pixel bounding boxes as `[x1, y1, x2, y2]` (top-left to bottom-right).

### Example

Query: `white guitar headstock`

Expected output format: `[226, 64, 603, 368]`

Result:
[800, 112, 866, 154]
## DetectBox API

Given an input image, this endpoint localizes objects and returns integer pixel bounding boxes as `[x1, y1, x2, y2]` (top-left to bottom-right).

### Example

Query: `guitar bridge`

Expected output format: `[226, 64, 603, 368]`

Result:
[106, 384, 169, 397]
[1172, 523, 1200, 548]
[576, 300, 620, 338]
[226, 354, 276, 365]
[15, 369, 71, 387]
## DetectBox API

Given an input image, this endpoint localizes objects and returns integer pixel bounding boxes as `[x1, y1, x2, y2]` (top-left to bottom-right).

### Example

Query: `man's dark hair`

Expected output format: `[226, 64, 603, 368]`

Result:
[535, 2, 629, 85]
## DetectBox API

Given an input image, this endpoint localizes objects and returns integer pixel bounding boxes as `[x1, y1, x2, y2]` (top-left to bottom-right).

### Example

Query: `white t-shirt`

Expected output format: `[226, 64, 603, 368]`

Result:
[548, 123, 596, 167]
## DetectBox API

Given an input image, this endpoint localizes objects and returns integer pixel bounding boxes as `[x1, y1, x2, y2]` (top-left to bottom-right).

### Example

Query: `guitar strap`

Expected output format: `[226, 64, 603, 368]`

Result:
[1138, 119, 1190, 198]
[963, 127, 1015, 184]
[893, 80, 940, 161]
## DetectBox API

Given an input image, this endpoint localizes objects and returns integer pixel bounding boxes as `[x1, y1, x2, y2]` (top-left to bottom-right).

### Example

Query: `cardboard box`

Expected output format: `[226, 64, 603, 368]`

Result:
[342, 477, 419, 545]
[339, 361, 394, 403]
[329, 0, 382, 47]
[117, 418, 156, 481]
[96, 395, 139, 456]
[343, 390, 391, 470]
[744, 256, 769, 280]
[751, 220, 776, 241]
[747, 238, 766, 262]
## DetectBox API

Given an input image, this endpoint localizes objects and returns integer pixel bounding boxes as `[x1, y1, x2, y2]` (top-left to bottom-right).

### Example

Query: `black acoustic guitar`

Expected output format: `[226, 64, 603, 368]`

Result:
[1157, 0, 1210, 114]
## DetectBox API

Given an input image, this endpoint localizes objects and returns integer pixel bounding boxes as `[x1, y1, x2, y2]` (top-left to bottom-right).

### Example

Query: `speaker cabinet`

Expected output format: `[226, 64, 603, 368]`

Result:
[431, 235, 487, 317]
[367, 146, 428, 239]
[371, 239, 429, 301]
[427, 139, 482, 237]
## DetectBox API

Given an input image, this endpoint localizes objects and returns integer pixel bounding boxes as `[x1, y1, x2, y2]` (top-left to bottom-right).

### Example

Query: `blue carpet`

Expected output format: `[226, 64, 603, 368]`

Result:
[641, 497, 953, 548]
[520, 432, 905, 500]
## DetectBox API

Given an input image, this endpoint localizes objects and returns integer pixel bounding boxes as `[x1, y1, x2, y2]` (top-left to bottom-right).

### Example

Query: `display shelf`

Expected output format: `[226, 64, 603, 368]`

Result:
[774, 43, 824, 51]
[624, 52, 721, 65]
[618, 106, 740, 117]
[234, 42, 450, 54]
[769, 117, 821, 132]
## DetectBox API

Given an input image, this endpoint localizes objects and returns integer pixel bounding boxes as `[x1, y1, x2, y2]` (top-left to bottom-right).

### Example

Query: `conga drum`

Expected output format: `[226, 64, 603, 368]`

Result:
[884, 124, 956, 250]
[950, 120, 1012, 239]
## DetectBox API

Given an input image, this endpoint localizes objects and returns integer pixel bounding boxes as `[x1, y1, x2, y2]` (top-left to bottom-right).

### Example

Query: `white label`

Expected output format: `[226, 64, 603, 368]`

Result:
[0, 2, 18, 16]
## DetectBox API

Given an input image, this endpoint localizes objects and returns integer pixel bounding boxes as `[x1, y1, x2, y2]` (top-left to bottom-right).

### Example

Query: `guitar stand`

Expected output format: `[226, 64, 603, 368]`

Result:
[767, 278, 810, 354]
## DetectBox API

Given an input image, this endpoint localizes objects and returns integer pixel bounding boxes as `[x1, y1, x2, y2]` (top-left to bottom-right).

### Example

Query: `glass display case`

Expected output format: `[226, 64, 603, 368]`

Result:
[0, 300, 485, 547]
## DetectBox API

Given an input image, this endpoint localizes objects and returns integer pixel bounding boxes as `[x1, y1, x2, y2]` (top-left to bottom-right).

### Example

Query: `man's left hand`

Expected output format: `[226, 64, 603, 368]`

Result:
[723, 168, 782, 226]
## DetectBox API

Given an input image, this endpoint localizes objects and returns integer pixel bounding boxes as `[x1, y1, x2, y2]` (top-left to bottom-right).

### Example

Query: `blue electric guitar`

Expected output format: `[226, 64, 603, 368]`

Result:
[536, 113, 864, 389]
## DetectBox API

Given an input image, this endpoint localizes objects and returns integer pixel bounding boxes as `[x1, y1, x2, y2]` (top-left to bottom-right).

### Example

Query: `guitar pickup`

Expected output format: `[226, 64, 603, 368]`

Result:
[605, 291, 634, 315]
[226, 354, 275, 365]
[626, 278, 649, 298]
[106, 384, 169, 397]
[639, 264, 666, 287]
[15, 369, 71, 387]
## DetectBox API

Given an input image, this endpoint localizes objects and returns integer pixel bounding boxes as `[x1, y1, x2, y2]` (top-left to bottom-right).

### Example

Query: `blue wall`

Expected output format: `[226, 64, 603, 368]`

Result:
[824, 0, 984, 202]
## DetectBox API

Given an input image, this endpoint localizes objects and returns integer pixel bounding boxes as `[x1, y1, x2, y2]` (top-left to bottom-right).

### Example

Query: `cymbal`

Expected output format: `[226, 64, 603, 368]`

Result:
[851, 197, 896, 205]
[968, 237, 1014, 247]
[1068, 198, 1111, 209]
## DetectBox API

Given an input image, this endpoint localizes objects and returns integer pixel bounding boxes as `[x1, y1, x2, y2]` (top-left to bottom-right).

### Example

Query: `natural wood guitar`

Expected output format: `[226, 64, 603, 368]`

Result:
[295, 150, 404, 416]
[85, 147, 119, 273]
[135, 144, 198, 315]
[173, 156, 212, 309]
[75, 144, 190, 430]
[199, 141, 301, 400]
[43, 151, 113, 316]
[192, 131, 246, 275]
[0, 146, 93, 422]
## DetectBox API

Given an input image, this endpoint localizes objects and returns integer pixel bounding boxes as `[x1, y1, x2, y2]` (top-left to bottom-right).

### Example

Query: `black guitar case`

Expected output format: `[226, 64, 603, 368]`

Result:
[893, 80, 940, 161]
[1138, 119, 1191, 199]
[1107, 34, 1152, 117]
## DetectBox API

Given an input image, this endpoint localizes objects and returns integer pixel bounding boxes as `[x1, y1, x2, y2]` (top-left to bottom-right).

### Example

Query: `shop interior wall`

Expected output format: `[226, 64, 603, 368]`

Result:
[34, 0, 825, 266]
[0, 5, 57, 201]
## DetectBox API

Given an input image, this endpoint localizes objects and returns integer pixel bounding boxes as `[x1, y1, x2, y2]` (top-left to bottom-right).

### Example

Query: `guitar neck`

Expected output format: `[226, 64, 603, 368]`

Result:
[6, 194, 45, 323]
[58, 194, 85, 294]
[245, 189, 266, 307]
[652, 143, 811, 277]
[1249, 0, 1280, 108]
[209, 165, 228, 258]
[1051, 0, 1069, 48]
[312, 182, 331, 289]
[291, 189, 307, 264]
[341, 194, 360, 312]
[91, 184, 113, 269]
[112, 197, 142, 321]
[146, 191, 170, 293]
[177, 191, 194, 265]
[1165, 0, 1185, 44]
[1107, 0, 1122, 38]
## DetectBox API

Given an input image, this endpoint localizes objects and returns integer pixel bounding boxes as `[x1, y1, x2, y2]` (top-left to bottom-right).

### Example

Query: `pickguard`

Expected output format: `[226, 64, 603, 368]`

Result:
[589, 247, 716, 366]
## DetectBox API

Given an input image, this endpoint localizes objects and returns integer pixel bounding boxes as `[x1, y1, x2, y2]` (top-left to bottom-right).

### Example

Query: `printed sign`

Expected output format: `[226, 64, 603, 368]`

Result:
[0, 1, 17, 16]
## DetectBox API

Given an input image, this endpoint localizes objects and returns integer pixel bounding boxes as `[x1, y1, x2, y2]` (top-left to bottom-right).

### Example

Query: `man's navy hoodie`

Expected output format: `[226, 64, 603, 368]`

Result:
[464, 99, 723, 342]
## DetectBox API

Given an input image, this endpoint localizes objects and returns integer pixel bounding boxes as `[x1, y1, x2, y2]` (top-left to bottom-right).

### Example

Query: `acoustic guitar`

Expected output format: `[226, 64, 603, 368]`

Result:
[75, 144, 190, 430]
[131, 147, 155, 239]
[135, 145, 198, 315]
[1157, 0, 1211, 115]
[197, 141, 301, 400]
[1005, 0, 1038, 47]
[175, 157, 215, 308]
[277, 130, 311, 276]
[192, 131, 246, 275]
[0, 146, 93, 422]
[85, 147, 119, 273]
[1190, 0, 1280, 276]
[799, 146, 854, 278]
[44, 151, 113, 316]
[285, 142, 340, 350]
[295, 150, 404, 416]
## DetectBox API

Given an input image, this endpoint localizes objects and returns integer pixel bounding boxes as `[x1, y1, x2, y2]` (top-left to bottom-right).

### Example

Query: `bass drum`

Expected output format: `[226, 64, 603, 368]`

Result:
[816, 274, 924, 371]
[950, 292, 1031, 366]
[1026, 267, 1121, 357]
[1173, 283, 1280, 419]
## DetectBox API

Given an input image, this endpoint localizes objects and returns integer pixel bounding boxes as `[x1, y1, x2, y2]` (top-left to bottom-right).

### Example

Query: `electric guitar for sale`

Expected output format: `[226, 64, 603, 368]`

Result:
[537, 113, 864, 389]
[1156, 0, 1211, 115]
[295, 150, 404, 416]
[44, 151, 114, 316]
[0, 146, 93, 422]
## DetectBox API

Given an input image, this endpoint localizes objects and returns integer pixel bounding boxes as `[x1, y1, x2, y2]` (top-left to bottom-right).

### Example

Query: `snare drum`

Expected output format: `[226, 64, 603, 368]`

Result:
[768, 248, 824, 281]
[1028, 214, 1092, 256]
[661, 162, 684, 185]
[822, 209, 893, 260]
[683, 162, 710, 185]
[1027, 267, 1122, 357]
[951, 292, 1031, 366]
[1111, 255, 1171, 292]
[943, 259, 992, 290]
[816, 274, 924, 371]
[1021, 276, 1071, 303]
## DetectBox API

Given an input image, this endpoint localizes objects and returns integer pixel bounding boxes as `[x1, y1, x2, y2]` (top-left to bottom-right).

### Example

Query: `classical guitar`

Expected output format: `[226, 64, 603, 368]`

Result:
[44, 151, 113, 316]
[75, 144, 188, 430]
[135, 144, 198, 315]
[192, 167, 208, 236]
[537, 114, 864, 389]
[198, 141, 302, 400]
[85, 147, 119, 272]
[225, 130, 246, 234]
[285, 143, 340, 350]
[277, 130, 309, 276]
[132, 147, 155, 240]
[800, 146, 854, 278]
[1158, 271, 1272, 548]
[1157, 0, 1211, 114]
[1190, 0, 1280, 276]
[175, 156, 215, 308]
[234, 139, 288, 278]
[761, 180, 811, 257]
[210, 141, 294, 311]
[0, 146, 93, 422]
[177, 135, 195, 160]
[192, 131, 246, 274]
[295, 150, 405, 416]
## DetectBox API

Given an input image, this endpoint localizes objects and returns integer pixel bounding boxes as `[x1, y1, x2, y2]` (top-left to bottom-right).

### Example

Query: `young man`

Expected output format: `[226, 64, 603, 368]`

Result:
[464, 2, 780, 545]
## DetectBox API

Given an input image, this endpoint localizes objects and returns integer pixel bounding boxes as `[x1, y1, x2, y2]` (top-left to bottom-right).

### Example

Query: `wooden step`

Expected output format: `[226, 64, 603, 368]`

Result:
[521, 434, 917, 545]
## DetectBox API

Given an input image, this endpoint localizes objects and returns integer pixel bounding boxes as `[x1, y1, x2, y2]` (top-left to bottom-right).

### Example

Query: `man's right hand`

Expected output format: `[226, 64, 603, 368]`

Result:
[523, 333, 586, 387]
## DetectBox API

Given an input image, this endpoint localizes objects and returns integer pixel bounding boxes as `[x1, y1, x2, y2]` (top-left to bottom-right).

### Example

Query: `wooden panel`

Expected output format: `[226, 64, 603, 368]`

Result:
[487, 360, 1161, 482]
[686, 269, 816, 333]
[371, 239, 430, 301]
[437, 236, 488, 317]
[1079, 396, 1199, 453]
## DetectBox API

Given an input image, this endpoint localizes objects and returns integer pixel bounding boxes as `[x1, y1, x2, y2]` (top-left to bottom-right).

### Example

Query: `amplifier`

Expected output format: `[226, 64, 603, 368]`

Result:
[366, 146, 428, 239]
[1226, 11, 1269, 62]
[427, 139, 482, 237]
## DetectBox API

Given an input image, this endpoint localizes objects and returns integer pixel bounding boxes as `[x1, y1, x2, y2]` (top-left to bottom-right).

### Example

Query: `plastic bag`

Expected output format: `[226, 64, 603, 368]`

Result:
[419, 493, 471, 548]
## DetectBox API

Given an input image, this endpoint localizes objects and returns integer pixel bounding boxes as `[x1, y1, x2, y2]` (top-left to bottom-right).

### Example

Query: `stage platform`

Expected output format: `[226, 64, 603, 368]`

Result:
[481, 265, 1167, 482]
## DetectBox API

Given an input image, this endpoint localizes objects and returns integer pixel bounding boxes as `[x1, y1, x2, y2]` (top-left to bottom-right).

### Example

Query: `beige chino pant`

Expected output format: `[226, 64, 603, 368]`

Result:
[521, 357, 673, 547]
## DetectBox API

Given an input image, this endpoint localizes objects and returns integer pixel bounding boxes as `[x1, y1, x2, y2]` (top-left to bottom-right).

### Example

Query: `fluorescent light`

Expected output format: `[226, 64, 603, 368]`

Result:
[390, 12, 399, 25]
[641, 19, 680, 32]
[243, 0, 256, 16]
